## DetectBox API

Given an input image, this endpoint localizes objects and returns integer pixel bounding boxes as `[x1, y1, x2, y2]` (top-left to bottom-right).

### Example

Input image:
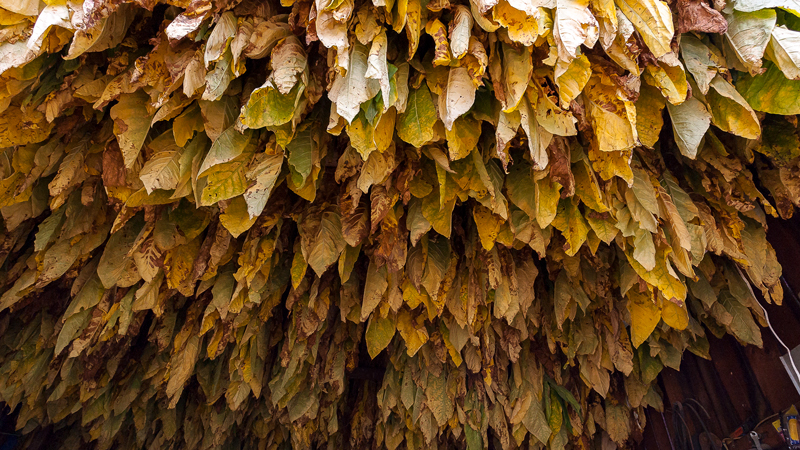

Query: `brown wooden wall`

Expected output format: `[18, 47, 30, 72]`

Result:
[640, 215, 800, 449]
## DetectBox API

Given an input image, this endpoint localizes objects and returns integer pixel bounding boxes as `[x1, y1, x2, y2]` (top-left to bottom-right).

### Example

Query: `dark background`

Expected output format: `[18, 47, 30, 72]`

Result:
[642, 214, 800, 450]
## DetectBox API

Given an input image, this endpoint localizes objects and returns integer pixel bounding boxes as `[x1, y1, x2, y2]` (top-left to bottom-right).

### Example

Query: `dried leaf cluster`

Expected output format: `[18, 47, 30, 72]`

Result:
[0, 0, 798, 447]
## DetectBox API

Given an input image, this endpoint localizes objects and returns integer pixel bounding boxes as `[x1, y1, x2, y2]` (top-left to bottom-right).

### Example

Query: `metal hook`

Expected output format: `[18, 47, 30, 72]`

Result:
[749, 430, 763, 450]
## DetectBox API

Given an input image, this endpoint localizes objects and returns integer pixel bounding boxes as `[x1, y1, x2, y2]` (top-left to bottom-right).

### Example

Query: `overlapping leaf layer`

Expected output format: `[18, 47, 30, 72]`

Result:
[0, 0, 797, 446]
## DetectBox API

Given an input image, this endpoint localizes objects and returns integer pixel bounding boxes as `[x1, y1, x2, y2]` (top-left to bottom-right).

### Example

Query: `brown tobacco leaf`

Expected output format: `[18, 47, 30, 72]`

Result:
[676, 0, 728, 34]
[101, 144, 129, 187]
[548, 136, 575, 198]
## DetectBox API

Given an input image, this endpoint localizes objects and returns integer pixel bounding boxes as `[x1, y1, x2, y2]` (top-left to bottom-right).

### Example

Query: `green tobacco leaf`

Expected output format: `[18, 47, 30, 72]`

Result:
[734, 0, 800, 17]
[240, 82, 304, 129]
[397, 84, 437, 147]
[140, 132, 184, 193]
[198, 127, 254, 177]
[738, 63, 800, 114]
[724, 8, 776, 74]
[111, 91, 154, 168]
[667, 96, 711, 159]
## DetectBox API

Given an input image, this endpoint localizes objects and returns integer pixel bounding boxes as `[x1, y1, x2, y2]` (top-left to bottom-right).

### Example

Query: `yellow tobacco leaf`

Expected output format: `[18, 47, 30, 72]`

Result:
[362, 259, 388, 321]
[270, 36, 307, 95]
[201, 153, 256, 206]
[219, 196, 258, 238]
[572, 151, 608, 214]
[605, 13, 640, 74]
[423, 58, 450, 96]
[173, 103, 205, 147]
[355, 4, 379, 44]
[587, 214, 618, 243]
[588, 147, 634, 185]
[657, 186, 691, 252]
[472, 0, 501, 31]
[396, 308, 429, 356]
[165, 236, 202, 296]
[243, 153, 284, 218]
[0, 0, 38, 16]
[583, 72, 638, 152]
[614, 0, 674, 58]
[554, 54, 591, 108]
[627, 290, 660, 348]
[439, 321, 463, 366]
[0, 7, 28, 25]
[139, 131, 183, 194]
[766, 25, 800, 80]
[445, 115, 482, 161]
[552, 198, 589, 256]
[423, 189, 457, 238]
[358, 144, 396, 192]
[290, 246, 307, 289]
[304, 209, 347, 276]
[338, 243, 361, 283]
[495, 109, 520, 170]
[501, 42, 533, 112]
[592, 0, 617, 47]
[627, 248, 687, 304]
[548, 391, 564, 435]
[535, 84, 579, 136]
[329, 42, 380, 123]
[605, 401, 632, 445]
[506, 163, 537, 219]
[535, 175, 561, 228]
[660, 295, 689, 330]
[347, 112, 379, 159]
[426, 372, 455, 427]
[391, 0, 408, 30]
[366, 312, 396, 358]
[0, 106, 53, 148]
[493, 0, 540, 46]
[405, 0, 422, 58]
[204, 12, 237, 67]
[473, 203, 503, 250]
[374, 108, 396, 151]
[643, 60, 688, 105]
[706, 75, 761, 139]
[463, 37, 489, 85]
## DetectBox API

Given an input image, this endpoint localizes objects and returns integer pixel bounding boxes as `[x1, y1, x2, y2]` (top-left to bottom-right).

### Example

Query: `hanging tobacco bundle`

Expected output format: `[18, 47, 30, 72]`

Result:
[0, 0, 796, 447]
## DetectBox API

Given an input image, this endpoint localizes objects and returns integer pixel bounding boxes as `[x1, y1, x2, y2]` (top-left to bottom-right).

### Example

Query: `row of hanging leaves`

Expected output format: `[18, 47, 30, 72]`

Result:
[0, 0, 797, 446]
